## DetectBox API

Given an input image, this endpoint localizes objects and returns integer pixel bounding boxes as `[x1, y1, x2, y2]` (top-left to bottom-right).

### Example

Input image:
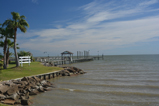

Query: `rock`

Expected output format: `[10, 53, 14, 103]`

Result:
[6, 93, 20, 102]
[60, 70, 71, 76]
[38, 86, 44, 92]
[21, 92, 29, 100]
[79, 71, 84, 74]
[29, 81, 36, 88]
[15, 81, 28, 89]
[4, 81, 14, 86]
[21, 99, 31, 105]
[40, 80, 53, 87]
[28, 77, 36, 84]
[21, 77, 29, 82]
[23, 83, 31, 91]
[3, 99, 15, 105]
[67, 68, 76, 73]
[44, 87, 53, 91]
[72, 67, 79, 71]
[0, 76, 56, 105]
[6, 85, 19, 95]
[0, 94, 6, 100]
[40, 80, 47, 85]
[32, 76, 41, 82]
[15, 99, 21, 104]
[0, 85, 10, 94]
[65, 72, 69, 76]
[29, 89, 39, 95]
[19, 89, 27, 94]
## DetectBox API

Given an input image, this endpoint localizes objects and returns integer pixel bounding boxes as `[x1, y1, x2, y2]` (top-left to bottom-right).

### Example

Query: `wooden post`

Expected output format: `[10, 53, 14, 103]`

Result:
[48, 74, 51, 79]
[77, 51, 78, 59]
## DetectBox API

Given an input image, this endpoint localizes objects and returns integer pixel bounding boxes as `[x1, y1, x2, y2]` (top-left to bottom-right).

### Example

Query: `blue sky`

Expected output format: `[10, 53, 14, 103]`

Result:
[0, 0, 159, 56]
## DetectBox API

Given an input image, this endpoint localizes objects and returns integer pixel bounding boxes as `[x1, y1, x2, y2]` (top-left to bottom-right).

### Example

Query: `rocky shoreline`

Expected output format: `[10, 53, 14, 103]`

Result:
[0, 66, 86, 105]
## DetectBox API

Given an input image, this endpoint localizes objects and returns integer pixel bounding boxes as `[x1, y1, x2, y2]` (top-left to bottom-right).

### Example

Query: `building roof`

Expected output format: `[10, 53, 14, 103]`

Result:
[61, 51, 73, 54]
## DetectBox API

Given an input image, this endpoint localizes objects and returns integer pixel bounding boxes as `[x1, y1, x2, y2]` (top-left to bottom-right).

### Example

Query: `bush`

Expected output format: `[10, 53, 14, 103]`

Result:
[30, 56, 35, 62]
[18, 51, 31, 56]
[32, 58, 35, 62]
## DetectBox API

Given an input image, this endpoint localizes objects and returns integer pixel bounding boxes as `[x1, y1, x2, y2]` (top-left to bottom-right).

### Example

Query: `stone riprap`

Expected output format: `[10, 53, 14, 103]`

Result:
[0, 76, 53, 105]
[60, 66, 86, 76]
[0, 66, 86, 105]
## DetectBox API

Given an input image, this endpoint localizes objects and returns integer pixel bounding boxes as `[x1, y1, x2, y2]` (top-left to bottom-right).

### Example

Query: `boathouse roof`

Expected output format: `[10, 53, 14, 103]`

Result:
[61, 51, 73, 54]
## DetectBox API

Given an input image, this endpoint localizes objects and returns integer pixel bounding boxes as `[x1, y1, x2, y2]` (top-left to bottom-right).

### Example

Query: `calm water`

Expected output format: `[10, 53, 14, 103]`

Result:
[32, 55, 159, 106]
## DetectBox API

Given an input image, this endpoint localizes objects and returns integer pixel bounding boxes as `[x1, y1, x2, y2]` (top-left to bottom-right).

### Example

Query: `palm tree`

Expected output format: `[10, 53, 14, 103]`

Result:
[3, 12, 29, 67]
[0, 24, 13, 69]
[6, 39, 19, 67]
[0, 39, 19, 67]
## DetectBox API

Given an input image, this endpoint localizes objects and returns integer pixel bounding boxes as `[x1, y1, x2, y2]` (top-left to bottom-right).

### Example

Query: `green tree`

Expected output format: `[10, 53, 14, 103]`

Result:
[0, 24, 14, 69]
[0, 53, 3, 59]
[18, 50, 31, 56]
[3, 12, 29, 67]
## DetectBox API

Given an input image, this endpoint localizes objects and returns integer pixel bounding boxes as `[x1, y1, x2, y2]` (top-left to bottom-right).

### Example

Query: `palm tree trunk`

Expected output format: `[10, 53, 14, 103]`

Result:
[14, 28, 19, 67]
[6, 47, 10, 67]
[3, 37, 7, 69]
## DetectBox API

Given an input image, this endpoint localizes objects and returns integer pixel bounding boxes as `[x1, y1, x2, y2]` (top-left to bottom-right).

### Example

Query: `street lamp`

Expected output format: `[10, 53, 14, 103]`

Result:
[48, 54, 49, 62]
[98, 51, 99, 60]
[98, 51, 99, 56]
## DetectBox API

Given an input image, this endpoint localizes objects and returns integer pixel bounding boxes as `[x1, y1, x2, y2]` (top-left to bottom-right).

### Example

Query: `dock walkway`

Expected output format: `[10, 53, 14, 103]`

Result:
[35, 55, 103, 66]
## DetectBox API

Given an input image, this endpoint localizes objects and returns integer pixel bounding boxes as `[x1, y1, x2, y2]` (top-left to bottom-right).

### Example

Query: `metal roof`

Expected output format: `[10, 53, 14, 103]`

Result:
[61, 51, 73, 54]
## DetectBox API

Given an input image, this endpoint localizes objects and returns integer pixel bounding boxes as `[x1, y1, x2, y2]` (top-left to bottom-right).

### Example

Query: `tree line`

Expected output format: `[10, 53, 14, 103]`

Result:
[0, 12, 29, 69]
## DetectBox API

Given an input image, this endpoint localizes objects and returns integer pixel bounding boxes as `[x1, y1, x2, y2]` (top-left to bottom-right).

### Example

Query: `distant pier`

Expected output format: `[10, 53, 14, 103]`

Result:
[35, 51, 104, 66]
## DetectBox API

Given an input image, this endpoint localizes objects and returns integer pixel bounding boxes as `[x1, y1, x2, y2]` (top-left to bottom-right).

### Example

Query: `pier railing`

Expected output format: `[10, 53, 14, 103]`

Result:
[34, 55, 104, 66]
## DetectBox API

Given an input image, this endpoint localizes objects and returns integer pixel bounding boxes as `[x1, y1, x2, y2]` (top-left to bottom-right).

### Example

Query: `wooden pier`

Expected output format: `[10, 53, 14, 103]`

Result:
[39, 58, 94, 66]
[35, 51, 104, 66]
[73, 58, 93, 62]
[93, 56, 104, 60]
[36, 56, 103, 66]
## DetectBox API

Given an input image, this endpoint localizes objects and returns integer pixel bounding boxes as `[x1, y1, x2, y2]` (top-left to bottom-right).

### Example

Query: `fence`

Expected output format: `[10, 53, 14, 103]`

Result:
[19, 56, 31, 67]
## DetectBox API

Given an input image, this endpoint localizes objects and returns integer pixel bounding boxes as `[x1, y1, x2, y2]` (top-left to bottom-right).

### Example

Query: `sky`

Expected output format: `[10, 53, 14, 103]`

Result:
[0, 0, 159, 56]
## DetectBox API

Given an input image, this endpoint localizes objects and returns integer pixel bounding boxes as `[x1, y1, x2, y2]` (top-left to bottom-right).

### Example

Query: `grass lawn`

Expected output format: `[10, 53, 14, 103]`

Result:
[0, 62, 63, 81]
[0, 104, 10, 106]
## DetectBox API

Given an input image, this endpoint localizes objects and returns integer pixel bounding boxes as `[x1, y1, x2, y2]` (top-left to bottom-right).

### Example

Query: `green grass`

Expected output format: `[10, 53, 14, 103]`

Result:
[0, 62, 63, 81]
[0, 104, 10, 106]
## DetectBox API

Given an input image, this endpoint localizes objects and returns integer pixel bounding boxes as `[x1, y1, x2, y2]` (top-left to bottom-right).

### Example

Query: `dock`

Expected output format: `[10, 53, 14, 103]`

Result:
[35, 56, 103, 66]
[35, 50, 104, 66]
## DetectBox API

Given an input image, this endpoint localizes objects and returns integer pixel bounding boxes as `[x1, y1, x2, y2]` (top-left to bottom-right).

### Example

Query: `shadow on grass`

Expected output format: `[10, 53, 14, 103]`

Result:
[10, 66, 18, 69]
[9, 61, 16, 64]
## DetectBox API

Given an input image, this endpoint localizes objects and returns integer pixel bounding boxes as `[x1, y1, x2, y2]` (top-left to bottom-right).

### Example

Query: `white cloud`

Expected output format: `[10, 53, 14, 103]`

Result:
[139, 0, 158, 7]
[31, 0, 38, 4]
[18, 0, 159, 56]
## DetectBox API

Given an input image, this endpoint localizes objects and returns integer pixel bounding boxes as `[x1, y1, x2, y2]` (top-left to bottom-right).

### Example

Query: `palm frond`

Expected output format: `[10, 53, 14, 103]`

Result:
[19, 19, 29, 27]
[7, 39, 12, 44]
[19, 26, 27, 32]
[2, 19, 12, 27]
[11, 12, 20, 21]
[20, 15, 26, 19]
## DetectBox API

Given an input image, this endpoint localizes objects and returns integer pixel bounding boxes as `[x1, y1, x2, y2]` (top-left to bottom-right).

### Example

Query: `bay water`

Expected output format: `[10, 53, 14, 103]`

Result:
[31, 55, 159, 106]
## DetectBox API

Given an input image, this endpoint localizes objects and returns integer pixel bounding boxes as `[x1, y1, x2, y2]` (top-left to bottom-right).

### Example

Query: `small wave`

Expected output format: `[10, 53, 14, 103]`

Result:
[57, 88, 159, 97]
[57, 88, 75, 92]
[96, 99, 159, 105]
[58, 82, 159, 89]
[69, 89, 75, 91]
